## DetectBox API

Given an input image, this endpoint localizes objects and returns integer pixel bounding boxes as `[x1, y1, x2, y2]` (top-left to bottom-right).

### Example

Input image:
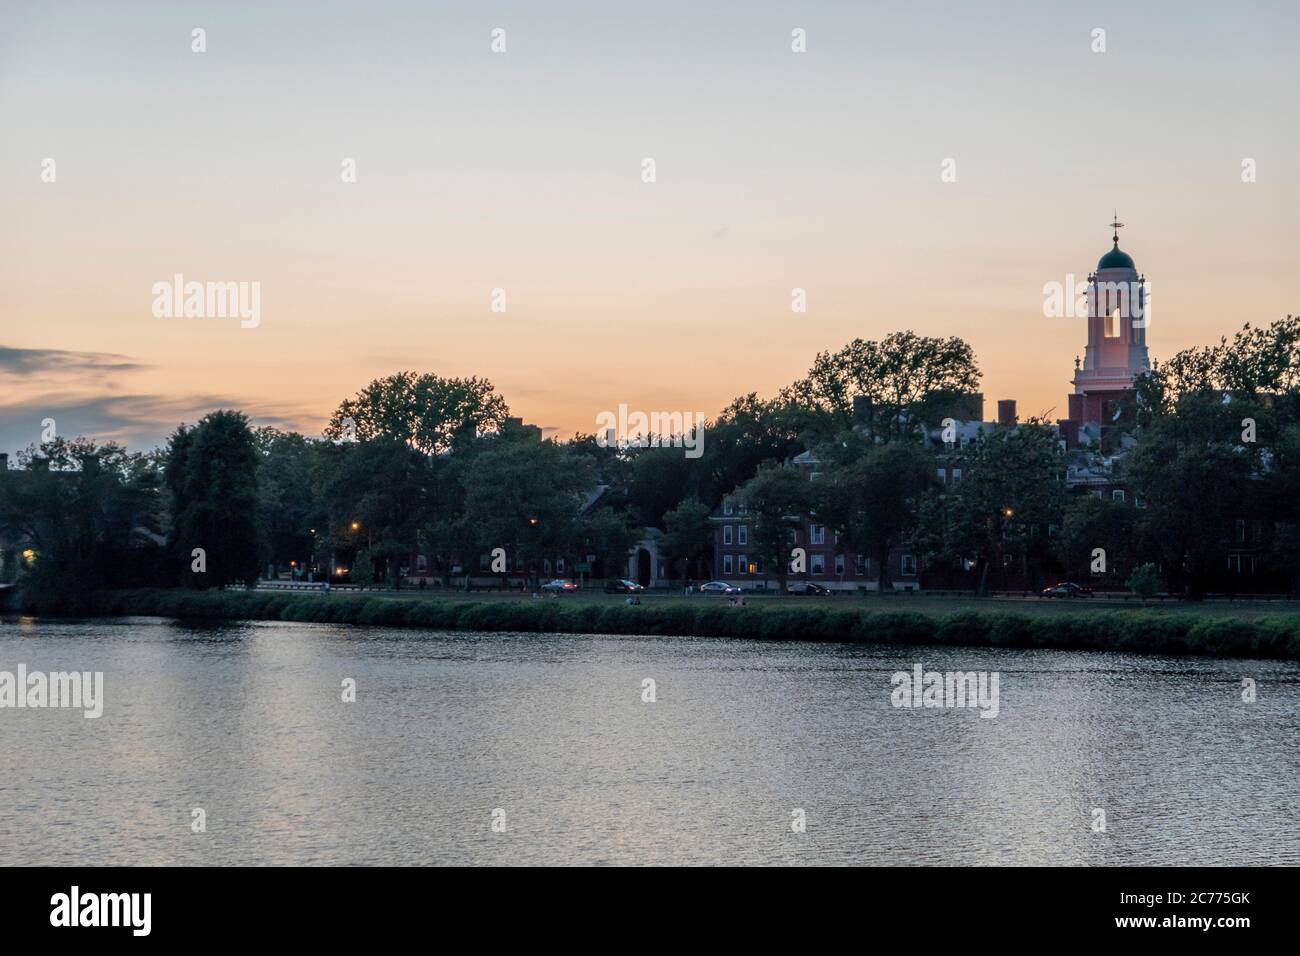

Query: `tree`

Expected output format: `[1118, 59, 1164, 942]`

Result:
[938, 422, 1066, 594]
[698, 394, 805, 505]
[254, 427, 326, 576]
[582, 508, 640, 582]
[735, 465, 810, 592]
[350, 548, 375, 586]
[0, 437, 163, 609]
[317, 438, 435, 587]
[323, 371, 510, 454]
[1123, 394, 1253, 598]
[459, 436, 595, 590]
[1127, 563, 1161, 599]
[782, 331, 981, 441]
[815, 441, 935, 593]
[1137, 315, 1300, 418]
[660, 498, 715, 582]
[1054, 494, 1137, 588]
[166, 410, 261, 588]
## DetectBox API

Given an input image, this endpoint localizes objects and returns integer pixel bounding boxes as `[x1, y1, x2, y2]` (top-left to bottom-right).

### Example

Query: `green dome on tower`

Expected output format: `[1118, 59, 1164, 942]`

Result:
[1097, 213, 1135, 270]
[1098, 244, 1135, 270]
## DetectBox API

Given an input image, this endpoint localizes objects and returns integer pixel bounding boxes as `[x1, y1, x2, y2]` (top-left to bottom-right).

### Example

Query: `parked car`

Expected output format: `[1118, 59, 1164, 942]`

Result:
[605, 579, 645, 594]
[1041, 582, 1092, 598]
[698, 581, 742, 595]
[540, 579, 579, 594]
[787, 582, 832, 596]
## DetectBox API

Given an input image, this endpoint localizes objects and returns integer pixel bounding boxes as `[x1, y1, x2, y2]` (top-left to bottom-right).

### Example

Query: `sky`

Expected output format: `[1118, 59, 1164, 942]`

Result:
[1, 0, 1297, 456]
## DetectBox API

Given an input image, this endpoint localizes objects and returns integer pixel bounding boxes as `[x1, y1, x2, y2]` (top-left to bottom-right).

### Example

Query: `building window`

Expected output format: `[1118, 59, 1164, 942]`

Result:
[737, 554, 747, 575]
[544, 559, 552, 575]
[556, 558, 564, 573]
[479, 554, 490, 570]
[811, 525, 825, 545]
[416, 554, 428, 572]
[723, 525, 733, 545]
[1134, 496, 1146, 509]
[901, 554, 917, 575]
[738, 525, 748, 545]
[811, 554, 825, 575]
[1235, 519, 1246, 544]
[937, 468, 947, 485]
[835, 554, 845, 576]
[951, 468, 962, 483]
[723, 554, 734, 574]
[1112, 489, 1126, 502]
[724, 500, 734, 516]
[854, 554, 866, 575]
[1105, 310, 1120, 338]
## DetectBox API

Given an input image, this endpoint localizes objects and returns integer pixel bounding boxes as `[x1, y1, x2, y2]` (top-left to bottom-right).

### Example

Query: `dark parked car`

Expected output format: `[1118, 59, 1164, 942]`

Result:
[605, 579, 645, 594]
[699, 581, 742, 596]
[540, 579, 579, 594]
[1041, 582, 1092, 598]
[787, 582, 832, 596]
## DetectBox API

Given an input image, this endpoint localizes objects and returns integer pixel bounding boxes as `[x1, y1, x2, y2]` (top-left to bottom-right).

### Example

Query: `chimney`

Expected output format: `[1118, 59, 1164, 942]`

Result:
[997, 400, 1017, 426]
[852, 395, 871, 425]
[1057, 419, 1079, 450]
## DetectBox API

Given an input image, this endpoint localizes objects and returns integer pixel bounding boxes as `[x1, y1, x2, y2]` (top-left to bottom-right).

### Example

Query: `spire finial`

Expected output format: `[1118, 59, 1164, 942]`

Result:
[1109, 211, 1124, 246]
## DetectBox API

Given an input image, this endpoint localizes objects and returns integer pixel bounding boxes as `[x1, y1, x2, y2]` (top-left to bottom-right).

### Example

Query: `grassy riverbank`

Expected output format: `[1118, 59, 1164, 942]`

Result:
[11, 587, 1300, 660]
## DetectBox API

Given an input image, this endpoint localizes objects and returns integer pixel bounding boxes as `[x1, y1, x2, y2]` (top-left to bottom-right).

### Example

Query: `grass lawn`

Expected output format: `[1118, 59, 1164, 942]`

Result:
[347, 586, 1300, 620]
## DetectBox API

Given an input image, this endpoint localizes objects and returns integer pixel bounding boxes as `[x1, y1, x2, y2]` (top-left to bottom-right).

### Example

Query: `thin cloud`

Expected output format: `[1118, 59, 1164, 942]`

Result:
[0, 391, 317, 455]
[0, 345, 147, 377]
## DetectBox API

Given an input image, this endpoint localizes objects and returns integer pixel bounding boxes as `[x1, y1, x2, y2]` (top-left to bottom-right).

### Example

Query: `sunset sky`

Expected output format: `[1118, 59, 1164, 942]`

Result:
[2, 0, 1297, 456]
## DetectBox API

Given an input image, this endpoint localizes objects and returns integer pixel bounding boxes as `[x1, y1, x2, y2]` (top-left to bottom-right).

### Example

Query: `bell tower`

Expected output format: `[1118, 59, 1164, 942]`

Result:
[1067, 215, 1151, 426]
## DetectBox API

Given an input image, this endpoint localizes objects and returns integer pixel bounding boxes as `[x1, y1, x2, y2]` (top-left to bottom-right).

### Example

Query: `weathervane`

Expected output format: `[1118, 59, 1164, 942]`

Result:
[1109, 211, 1124, 246]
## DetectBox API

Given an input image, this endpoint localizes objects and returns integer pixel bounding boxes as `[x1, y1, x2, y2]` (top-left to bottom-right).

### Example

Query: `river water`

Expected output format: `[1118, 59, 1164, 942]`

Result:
[1, 616, 1296, 866]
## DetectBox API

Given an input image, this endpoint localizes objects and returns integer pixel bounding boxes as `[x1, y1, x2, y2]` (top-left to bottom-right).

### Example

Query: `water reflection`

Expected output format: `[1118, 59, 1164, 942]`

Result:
[1, 617, 1296, 865]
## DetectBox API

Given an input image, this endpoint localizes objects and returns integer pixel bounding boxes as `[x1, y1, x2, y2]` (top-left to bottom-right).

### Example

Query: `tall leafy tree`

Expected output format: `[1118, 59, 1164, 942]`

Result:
[459, 436, 595, 590]
[254, 427, 326, 576]
[936, 422, 1066, 594]
[582, 508, 641, 582]
[660, 498, 715, 582]
[782, 331, 980, 441]
[317, 437, 435, 586]
[1053, 494, 1137, 587]
[735, 465, 810, 592]
[815, 441, 935, 592]
[0, 437, 163, 609]
[167, 410, 261, 588]
[323, 371, 510, 454]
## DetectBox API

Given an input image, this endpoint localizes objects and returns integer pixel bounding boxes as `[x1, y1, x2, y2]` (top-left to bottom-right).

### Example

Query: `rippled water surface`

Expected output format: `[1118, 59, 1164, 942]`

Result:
[1, 616, 1297, 865]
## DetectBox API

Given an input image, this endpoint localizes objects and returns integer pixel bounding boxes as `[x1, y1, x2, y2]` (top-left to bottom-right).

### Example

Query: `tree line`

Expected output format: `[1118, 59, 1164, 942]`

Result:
[3, 317, 1299, 609]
